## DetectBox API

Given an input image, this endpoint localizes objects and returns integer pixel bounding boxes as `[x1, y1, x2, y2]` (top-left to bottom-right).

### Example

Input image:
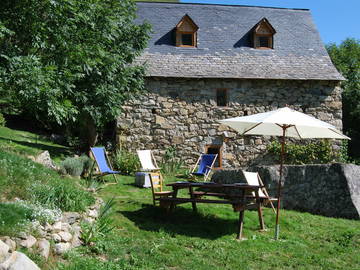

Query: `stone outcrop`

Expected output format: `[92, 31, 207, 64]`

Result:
[117, 78, 343, 167]
[34, 151, 57, 170]
[211, 163, 360, 219]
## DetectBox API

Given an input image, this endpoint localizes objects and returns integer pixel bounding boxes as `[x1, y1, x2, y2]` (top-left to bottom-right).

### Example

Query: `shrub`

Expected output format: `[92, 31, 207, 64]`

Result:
[31, 178, 95, 212]
[267, 140, 338, 165]
[112, 150, 140, 175]
[60, 157, 84, 176]
[159, 146, 184, 175]
[79, 155, 94, 176]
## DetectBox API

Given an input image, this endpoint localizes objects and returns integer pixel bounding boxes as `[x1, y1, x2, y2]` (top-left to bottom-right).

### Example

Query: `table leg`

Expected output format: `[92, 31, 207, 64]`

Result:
[237, 210, 245, 240]
[170, 187, 179, 212]
[255, 190, 265, 231]
[236, 189, 246, 240]
[189, 186, 197, 212]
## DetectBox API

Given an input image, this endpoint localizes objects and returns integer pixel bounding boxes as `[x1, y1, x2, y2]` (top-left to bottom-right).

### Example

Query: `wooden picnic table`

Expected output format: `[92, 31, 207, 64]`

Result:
[159, 181, 265, 240]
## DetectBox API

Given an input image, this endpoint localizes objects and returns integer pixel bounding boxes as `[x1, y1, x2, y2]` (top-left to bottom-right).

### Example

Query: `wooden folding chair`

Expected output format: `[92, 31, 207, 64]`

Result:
[148, 172, 173, 206]
[242, 170, 277, 213]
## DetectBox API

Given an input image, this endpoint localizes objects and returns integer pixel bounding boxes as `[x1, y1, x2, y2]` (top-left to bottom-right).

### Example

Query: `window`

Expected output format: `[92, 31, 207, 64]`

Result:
[253, 18, 276, 49]
[216, 89, 228, 107]
[206, 145, 222, 168]
[175, 14, 198, 47]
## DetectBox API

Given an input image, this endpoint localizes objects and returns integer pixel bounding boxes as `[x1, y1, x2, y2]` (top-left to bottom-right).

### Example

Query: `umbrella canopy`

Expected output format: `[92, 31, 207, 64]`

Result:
[218, 107, 349, 240]
[218, 107, 349, 139]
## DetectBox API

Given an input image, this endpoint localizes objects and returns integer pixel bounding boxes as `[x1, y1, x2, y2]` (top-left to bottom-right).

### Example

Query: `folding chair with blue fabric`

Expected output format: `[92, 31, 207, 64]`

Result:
[190, 154, 218, 181]
[90, 147, 120, 182]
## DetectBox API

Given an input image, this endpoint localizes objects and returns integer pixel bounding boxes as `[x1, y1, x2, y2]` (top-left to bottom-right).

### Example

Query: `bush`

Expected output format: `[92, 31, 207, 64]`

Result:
[112, 150, 140, 175]
[60, 155, 94, 177]
[267, 140, 338, 165]
[60, 157, 84, 176]
[31, 178, 95, 212]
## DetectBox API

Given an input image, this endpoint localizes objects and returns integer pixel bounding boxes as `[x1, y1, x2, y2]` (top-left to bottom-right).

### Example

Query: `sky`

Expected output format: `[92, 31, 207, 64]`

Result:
[180, 0, 360, 45]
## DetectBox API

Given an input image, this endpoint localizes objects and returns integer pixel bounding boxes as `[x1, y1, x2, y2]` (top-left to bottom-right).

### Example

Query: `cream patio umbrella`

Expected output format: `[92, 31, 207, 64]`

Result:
[218, 107, 349, 240]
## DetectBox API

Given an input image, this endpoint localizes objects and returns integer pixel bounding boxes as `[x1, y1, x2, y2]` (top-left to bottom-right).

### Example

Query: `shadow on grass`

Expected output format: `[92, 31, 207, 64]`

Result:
[0, 136, 71, 158]
[120, 204, 239, 240]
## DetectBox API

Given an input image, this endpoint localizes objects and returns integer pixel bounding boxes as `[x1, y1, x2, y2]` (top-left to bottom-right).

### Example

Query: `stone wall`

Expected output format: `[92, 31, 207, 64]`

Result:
[211, 163, 360, 219]
[117, 77, 342, 167]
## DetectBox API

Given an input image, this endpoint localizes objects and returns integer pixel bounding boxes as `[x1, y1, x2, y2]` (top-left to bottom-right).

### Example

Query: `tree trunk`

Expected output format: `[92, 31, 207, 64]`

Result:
[84, 114, 98, 150]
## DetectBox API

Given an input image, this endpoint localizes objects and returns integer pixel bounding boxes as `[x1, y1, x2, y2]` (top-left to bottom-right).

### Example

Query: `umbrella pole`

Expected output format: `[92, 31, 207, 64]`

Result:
[275, 126, 286, 240]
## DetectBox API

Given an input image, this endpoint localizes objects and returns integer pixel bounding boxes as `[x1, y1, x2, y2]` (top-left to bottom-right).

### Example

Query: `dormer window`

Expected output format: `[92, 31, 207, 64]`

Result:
[175, 14, 198, 48]
[253, 18, 276, 49]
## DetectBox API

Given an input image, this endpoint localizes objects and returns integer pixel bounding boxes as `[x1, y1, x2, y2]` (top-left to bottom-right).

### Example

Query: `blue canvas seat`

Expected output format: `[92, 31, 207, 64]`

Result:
[191, 154, 218, 181]
[90, 147, 120, 182]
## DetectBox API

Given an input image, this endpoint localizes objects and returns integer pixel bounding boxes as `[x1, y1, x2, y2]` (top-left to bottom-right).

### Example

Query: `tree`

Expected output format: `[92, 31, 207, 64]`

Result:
[0, 0, 150, 148]
[327, 38, 360, 160]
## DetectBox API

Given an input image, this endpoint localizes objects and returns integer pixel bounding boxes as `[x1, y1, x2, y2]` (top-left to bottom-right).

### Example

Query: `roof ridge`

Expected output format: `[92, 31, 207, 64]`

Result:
[136, 1, 309, 12]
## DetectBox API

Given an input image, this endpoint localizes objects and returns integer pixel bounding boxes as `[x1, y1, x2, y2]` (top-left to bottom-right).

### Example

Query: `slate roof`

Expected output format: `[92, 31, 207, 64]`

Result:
[135, 2, 344, 81]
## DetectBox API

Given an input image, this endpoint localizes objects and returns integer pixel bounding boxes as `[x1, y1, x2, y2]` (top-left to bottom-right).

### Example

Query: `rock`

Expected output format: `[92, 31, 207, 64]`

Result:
[82, 217, 95, 224]
[0, 251, 41, 270]
[3, 238, 16, 253]
[87, 209, 98, 218]
[58, 232, 72, 242]
[43, 223, 53, 232]
[35, 150, 57, 170]
[0, 240, 10, 262]
[52, 221, 62, 232]
[61, 212, 80, 225]
[51, 234, 61, 243]
[19, 235, 37, 249]
[54, 243, 71, 255]
[37, 239, 50, 260]
[70, 225, 82, 248]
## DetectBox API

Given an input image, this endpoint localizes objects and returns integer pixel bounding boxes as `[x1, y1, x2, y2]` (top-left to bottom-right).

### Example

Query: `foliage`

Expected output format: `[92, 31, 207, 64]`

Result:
[31, 178, 95, 212]
[0, 113, 5, 127]
[81, 198, 116, 252]
[0, 0, 151, 147]
[0, 200, 61, 236]
[0, 202, 33, 236]
[267, 140, 338, 165]
[327, 38, 360, 160]
[159, 146, 184, 175]
[112, 150, 140, 175]
[59, 155, 93, 176]
[60, 157, 84, 176]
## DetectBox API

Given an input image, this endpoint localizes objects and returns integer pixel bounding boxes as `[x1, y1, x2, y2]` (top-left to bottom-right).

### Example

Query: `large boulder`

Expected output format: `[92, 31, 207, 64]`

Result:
[0, 251, 40, 270]
[212, 163, 360, 219]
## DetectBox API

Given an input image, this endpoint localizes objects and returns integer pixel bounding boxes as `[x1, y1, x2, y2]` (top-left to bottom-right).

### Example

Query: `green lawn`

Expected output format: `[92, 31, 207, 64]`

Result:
[0, 126, 71, 162]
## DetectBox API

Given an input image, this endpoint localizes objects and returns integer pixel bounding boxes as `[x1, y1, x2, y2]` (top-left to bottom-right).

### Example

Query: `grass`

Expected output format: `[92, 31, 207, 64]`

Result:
[0, 126, 71, 162]
[51, 175, 360, 270]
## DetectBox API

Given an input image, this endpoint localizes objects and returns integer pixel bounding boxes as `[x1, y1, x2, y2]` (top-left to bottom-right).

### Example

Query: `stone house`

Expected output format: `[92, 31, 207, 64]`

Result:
[117, 2, 344, 168]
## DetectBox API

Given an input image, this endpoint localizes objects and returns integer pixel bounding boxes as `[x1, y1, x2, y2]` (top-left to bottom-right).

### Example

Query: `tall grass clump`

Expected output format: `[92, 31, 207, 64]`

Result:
[159, 146, 184, 175]
[31, 178, 95, 212]
[0, 202, 33, 236]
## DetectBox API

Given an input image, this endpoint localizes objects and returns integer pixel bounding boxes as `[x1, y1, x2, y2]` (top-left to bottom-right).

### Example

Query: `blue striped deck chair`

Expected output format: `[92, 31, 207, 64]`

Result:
[90, 147, 120, 182]
[191, 154, 218, 181]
